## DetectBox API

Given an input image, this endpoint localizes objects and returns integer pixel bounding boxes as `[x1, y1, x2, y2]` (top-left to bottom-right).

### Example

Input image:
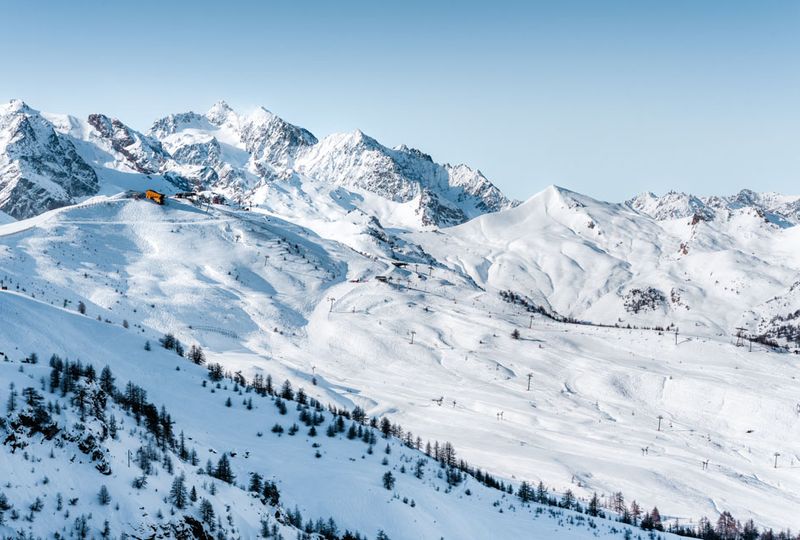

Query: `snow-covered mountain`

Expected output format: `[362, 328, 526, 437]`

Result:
[0, 99, 514, 229]
[629, 189, 800, 227]
[1, 98, 800, 538]
[0, 100, 98, 219]
[151, 100, 515, 227]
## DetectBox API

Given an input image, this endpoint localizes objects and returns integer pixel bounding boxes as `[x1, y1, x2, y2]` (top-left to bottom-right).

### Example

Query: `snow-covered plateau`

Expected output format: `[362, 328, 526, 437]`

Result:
[0, 99, 799, 539]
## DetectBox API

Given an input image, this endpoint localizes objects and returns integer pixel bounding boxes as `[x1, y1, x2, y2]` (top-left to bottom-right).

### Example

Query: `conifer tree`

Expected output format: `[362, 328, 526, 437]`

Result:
[249, 472, 263, 493]
[99, 366, 115, 395]
[588, 492, 599, 516]
[98, 485, 111, 505]
[517, 481, 534, 503]
[169, 475, 188, 509]
[214, 453, 235, 484]
[382, 471, 395, 490]
[199, 499, 215, 527]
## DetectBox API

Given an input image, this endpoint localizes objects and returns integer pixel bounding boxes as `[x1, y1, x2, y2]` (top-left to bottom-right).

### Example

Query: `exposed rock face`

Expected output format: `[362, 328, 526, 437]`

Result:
[0, 100, 98, 219]
[87, 113, 169, 174]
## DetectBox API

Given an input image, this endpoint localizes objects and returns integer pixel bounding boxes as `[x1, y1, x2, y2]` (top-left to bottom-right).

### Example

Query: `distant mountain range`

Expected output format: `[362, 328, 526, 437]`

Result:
[0, 99, 514, 225]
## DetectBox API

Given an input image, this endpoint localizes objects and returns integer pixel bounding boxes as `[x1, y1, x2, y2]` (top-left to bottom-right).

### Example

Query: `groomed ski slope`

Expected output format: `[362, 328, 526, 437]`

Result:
[0, 196, 798, 531]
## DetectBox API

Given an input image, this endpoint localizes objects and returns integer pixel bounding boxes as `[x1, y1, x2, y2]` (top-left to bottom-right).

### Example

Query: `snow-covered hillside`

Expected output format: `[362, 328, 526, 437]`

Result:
[415, 185, 800, 342]
[2, 289, 663, 540]
[0, 194, 798, 539]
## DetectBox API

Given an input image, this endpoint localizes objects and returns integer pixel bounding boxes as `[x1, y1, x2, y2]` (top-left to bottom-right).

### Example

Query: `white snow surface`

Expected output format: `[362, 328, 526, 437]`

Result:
[0, 191, 797, 536]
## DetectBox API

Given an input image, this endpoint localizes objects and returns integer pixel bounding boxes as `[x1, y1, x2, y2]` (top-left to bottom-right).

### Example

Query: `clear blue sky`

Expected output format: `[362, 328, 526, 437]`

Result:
[2, 0, 798, 201]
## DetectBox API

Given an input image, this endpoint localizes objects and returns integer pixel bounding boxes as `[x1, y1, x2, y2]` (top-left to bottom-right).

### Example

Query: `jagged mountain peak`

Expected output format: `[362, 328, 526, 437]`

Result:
[628, 188, 800, 225]
[2, 99, 513, 228]
[0, 100, 99, 219]
[206, 99, 240, 128]
[627, 190, 712, 221]
[0, 98, 33, 116]
[87, 113, 170, 175]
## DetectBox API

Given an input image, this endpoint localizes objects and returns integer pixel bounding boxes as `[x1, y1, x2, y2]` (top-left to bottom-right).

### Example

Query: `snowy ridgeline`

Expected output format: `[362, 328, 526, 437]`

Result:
[0, 334, 670, 540]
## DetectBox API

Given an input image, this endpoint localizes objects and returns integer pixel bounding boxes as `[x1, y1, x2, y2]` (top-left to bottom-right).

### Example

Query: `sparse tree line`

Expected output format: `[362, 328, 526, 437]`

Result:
[500, 289, 679, 333]
[7, 344, 795, 539]
[1, 353, 389, 540]
[200, 350, 799, 540]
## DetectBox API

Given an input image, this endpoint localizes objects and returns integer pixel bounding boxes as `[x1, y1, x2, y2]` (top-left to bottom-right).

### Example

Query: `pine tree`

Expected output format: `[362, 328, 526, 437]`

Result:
[611, 491, 625, 514]
[214, 454, 235, 484]
[280, 380, 294, 400]
[109, 414, 118, 439]
[199, 499, 215, 527]
[650, 507, 663, 531]
[98, 485, 111, 505]
[6, 383, 17, 413]
[588, 492, 599, 516]
[249, 472, 263, 493]
[159, 333, 176, 350]
[0, 492, 11, 524]
[190, 486, 198, 503]
[630, 500, 641, 525]
[742, 519, 759, 540]
[169, 475, 188, 509]
[49, 367, 60, 394]
[99, 366, 115, 395]
[382, 471, 395, 490]
[263, 480, 280, 506]
[380, 417, 392, 438]
[536, 481, 547, 503]
[517, 481, 534, 503]
[414, 458, 425, 479]
[78, 301, 86, 315]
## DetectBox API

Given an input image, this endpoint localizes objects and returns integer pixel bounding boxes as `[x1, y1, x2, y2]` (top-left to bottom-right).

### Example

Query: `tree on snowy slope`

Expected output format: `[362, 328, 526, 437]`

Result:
[169, 474, 189, 509]
[517, 481, 534, 503]
[159, 333, 176, 350]
[188, 344, 205, 365]
[213, 453, 235, 484]
[382, 471, 395, 490]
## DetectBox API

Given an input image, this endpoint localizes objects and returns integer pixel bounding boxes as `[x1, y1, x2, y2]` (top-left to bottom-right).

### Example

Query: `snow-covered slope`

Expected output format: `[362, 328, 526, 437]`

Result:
[1, 289, 668, 540]
[416, 185, 800, 341]
[0, 196, 798, 538]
